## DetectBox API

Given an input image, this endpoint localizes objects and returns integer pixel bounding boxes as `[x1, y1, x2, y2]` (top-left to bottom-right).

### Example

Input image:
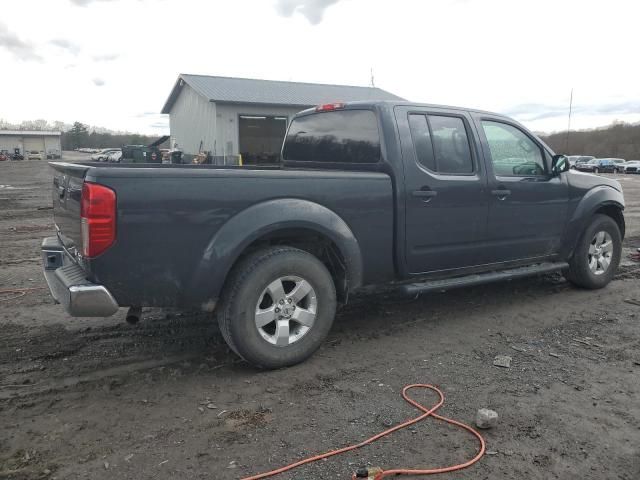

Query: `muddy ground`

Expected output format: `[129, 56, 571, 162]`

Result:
[1, 154, 639, 480]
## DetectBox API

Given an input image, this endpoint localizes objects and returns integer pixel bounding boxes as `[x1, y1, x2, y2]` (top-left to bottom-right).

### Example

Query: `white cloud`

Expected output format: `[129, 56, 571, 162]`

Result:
[69, 0, 118, 6]
[50, 38, 81, 55]
[0, 21, 42, 61]
[92, 53, 119, 62]
[274, 0, 339, 24]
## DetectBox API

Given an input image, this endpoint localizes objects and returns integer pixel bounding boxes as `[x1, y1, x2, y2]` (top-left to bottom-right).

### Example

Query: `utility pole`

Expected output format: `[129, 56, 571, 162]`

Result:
[565, 88, 573, 153]
[370, 68, 375, 88]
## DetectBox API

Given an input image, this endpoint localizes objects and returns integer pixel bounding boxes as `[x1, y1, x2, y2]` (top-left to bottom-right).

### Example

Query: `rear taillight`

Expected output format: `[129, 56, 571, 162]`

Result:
[80, 182, 116, 258]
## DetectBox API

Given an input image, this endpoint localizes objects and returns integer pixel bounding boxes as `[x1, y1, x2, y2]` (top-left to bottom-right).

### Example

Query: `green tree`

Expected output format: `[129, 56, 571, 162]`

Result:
[66, 122, 89, 150]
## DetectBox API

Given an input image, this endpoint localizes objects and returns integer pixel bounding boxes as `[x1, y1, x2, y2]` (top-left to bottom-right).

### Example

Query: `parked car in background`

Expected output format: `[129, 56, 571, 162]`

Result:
[568, 155, 595, 169]
[623, 160, 640, 174]
[575, 158, 599, 172]
[593, 159, 618, 174]
[91, 149, 121, 162]
[609, 158, 626, 173]
[106, 151, 122, 163]
[0, 150, 9, 161]
[578, 158, 623, 174]
[27, 151, 44, 160]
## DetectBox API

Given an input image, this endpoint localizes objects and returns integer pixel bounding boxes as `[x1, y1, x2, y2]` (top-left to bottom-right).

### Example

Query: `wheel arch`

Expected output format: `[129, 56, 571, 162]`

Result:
[594, 203, 625, 239]
[562, 186, 625, 259]
[187, 198, 363, 309]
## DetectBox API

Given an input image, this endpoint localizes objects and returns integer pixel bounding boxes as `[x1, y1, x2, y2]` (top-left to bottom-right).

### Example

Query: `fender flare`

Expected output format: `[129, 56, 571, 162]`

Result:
[562, 186, 625, 257]
[185, 198, 363, 307]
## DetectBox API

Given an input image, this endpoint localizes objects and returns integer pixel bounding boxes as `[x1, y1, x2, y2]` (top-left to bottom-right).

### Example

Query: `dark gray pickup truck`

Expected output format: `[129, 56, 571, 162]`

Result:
[42, 101, 625, 368]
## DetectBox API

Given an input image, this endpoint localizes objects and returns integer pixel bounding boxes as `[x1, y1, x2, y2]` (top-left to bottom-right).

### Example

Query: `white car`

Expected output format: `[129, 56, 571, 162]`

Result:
[623, 160, 640, 174]
[91, 149, 121, 161]
[27, 150, 44, 160]
[106, 151, 122, 163]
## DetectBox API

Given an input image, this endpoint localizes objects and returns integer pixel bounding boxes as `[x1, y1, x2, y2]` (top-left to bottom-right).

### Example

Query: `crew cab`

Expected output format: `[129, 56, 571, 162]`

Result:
[42, 101, 625, 368]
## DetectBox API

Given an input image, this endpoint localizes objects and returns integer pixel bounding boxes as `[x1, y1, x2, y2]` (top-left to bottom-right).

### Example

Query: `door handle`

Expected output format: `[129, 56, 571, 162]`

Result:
[412, 189, 438, 203]
[491, 189, 511, 199]
[412, 189, 438, 198]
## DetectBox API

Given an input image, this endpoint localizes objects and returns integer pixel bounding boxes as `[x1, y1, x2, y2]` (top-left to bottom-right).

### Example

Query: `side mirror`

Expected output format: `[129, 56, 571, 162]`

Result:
[551, 154, 570, 175]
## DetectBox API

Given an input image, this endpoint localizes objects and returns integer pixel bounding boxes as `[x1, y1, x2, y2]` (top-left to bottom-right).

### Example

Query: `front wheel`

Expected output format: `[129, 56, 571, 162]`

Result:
[564, 214, 621, 289]
[217, 247, 337, 369]
[594, 167, 599, 173]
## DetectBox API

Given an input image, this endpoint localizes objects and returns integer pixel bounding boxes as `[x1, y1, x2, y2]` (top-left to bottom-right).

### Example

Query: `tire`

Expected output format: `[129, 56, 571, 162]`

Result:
[217, 246, 337, 369]
[594, 168, 599, 173]
[564, 214, 621, 289]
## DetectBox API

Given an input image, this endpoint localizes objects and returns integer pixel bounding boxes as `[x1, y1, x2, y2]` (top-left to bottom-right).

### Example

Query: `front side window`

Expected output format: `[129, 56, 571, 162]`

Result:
[408, 114, 474, 174]
[481, 121, 545, 176]
[282, 110, 380, 163]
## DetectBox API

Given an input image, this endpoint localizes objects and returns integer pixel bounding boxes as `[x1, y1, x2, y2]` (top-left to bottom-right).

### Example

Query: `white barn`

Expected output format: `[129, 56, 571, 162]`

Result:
[161, 74, 403, 163]
[0, 130, 61, 158]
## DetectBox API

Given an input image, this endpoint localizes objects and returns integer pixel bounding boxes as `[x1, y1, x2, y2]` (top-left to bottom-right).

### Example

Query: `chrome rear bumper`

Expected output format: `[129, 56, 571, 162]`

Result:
[41, 236, 119, 317]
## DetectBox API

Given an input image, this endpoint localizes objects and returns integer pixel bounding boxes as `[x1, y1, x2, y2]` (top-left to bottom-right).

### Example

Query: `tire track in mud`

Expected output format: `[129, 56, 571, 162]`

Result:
[4, 265, 640, 403]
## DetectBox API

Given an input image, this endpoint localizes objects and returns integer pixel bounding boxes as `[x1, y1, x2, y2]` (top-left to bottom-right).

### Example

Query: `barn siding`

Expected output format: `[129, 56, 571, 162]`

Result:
[169, 84, 217, 154]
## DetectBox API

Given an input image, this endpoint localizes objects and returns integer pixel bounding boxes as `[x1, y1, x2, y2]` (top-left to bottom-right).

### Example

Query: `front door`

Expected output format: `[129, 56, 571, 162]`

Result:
[395, 106, 489, 274]
[475, 115, 569, 263]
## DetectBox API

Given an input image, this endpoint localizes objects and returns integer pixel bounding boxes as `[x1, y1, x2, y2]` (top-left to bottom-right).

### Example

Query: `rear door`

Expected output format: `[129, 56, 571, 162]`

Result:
[395, 106, 489, 274]
[474, 115, 569, 262]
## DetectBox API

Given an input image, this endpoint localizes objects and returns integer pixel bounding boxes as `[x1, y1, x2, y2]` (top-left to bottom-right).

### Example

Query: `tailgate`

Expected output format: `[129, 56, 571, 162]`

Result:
[51, 162, 91, 252]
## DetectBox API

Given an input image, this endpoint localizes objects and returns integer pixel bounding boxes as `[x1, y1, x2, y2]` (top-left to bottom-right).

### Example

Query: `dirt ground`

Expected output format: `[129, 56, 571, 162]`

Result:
[1, 154, 639, 480]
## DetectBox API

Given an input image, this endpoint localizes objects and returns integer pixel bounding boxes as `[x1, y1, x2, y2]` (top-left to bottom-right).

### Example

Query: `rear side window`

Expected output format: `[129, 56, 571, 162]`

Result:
[408, 114, 474, 174]
[408, 115, 435, 171]
[282, 110, 380, 163]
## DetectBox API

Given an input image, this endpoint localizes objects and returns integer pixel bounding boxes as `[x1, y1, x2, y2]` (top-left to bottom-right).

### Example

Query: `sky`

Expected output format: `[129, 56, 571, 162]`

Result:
[0, 0, 639, 135]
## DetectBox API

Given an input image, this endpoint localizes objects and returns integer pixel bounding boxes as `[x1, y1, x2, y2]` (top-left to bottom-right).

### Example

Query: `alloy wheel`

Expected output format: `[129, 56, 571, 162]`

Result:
[588, 231, 613, 275]
[255, 276, 317, 347]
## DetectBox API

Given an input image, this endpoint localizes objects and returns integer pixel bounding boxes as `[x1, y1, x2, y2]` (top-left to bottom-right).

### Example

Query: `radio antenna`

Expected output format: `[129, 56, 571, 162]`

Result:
[565, 88, 573, 153]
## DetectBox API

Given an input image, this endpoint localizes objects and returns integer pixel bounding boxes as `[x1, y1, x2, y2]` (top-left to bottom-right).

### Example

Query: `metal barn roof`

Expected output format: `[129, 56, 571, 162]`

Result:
[161, 74, 405, 113]
[0, 130, 61, 136]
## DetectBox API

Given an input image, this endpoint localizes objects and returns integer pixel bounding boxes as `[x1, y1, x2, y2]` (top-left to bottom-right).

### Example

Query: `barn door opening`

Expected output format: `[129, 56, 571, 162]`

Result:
[239, 115, 287, 165]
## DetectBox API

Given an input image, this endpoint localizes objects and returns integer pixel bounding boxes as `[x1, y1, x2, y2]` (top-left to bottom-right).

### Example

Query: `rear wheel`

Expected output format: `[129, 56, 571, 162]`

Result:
[217, 247, 337, 369]
[564, 214, 621, 289]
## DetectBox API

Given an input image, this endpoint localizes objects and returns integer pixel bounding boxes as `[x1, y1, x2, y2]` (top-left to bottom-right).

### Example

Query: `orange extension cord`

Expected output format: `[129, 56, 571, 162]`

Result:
[0, 287, 46, 302]
[242, 384, 486, 480]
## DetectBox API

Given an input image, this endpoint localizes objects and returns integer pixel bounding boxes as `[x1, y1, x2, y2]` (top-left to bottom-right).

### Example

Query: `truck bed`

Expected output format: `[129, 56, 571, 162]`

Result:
[50, 162, 395, 308]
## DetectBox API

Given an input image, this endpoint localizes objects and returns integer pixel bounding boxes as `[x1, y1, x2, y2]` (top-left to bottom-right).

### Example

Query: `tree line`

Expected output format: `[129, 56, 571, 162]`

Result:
[0, 119, 165, 151]
[539, 121, 640, 160]
[62, 122, 163, 150]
